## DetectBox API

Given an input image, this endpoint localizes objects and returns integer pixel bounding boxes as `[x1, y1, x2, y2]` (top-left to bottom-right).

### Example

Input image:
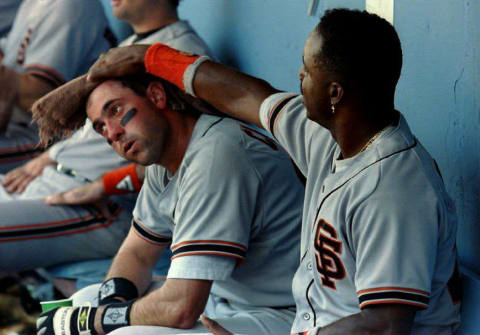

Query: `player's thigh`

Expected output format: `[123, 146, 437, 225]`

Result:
[0, 199, 92, 270]
[107, 313, 293, 335]
[107, 325, 209, 335]
[0, 199, 128, 271]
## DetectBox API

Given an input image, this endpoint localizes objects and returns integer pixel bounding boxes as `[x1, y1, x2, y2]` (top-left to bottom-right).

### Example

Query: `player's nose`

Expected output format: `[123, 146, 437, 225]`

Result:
[106, 121, 125, 143]
[298, 65, 305, 81]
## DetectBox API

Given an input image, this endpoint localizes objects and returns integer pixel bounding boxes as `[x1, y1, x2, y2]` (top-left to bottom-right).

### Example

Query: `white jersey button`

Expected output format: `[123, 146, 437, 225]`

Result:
[307, 262, 313, 270]
[303, 313, 311, 321]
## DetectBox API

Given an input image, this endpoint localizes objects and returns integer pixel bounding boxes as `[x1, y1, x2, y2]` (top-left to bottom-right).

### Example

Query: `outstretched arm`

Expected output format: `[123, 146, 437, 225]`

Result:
[188, 60, 276, 127]
[45, 164, 145, 217]
[87, 44, 279, 128]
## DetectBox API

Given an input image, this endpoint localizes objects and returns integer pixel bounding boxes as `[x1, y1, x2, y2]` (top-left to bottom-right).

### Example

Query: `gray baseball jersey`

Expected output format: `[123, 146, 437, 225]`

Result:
[133, 115, 303, 321]
[0, 20, 214, 272]
[259, 93, 461, 334]
[0, 0, 114, 173]
[120, 20, 213, 57]
[0, 0, 22, 38]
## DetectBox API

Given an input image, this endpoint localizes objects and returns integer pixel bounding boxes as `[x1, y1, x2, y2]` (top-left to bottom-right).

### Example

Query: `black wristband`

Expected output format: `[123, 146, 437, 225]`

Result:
[99, 296, 125, 305]
[99, 277, 139, 305]
[101, 301, 134, 334]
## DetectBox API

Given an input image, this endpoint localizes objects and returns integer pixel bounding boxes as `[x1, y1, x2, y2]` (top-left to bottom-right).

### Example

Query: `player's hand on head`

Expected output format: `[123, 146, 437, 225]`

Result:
[45, 179, 112, 218]
[87, 44, 150, 82]
[200, 315, 234, 335]
[2, 151, 55, 194]
[31, 75, 99, 147]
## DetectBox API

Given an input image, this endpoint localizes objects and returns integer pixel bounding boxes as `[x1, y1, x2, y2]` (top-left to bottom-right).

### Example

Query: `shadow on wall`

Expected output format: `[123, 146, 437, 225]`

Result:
[456, 270, 480, 334]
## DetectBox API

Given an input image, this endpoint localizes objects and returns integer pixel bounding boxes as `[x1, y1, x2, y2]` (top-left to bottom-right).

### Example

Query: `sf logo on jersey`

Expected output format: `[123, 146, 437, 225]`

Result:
[314, 219, 345, 290]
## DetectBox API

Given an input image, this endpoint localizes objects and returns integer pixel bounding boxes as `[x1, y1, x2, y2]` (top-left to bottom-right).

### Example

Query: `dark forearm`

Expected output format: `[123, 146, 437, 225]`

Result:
[192, 61, 278, 128]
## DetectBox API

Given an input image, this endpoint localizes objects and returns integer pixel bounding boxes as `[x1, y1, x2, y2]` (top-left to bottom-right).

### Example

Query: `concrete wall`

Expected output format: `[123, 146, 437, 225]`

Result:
[395, 0, 480, 274]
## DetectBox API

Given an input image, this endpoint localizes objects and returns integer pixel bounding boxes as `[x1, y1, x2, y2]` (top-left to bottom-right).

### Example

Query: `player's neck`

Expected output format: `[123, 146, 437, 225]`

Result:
[131, 13, 179, 35]
[159, 113, 198, 175]
[332, 103, 396, 159]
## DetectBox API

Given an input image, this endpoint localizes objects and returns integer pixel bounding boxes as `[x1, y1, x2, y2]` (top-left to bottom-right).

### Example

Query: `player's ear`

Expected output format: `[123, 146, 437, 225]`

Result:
[328, 82, 344, 106]
[146, 81, 167, 109]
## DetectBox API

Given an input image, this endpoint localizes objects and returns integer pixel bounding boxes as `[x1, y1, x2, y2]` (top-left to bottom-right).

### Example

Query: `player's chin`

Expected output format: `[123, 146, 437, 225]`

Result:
[112, 146, 128, 160]
[128, 151, 152, 166]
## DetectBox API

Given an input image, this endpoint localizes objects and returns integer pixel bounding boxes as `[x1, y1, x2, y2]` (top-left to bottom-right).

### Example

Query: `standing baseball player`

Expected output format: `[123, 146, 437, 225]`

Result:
[33, 73, 304, 334]
[0, 0, 115, 173]
[81, 8, 461, 335]
[0, 0, 213, 278]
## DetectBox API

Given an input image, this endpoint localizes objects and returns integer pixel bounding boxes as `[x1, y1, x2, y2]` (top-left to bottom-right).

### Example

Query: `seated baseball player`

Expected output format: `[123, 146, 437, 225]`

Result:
[0, 0, 213, 289]
[39, 0, 213, 291]
[0, 0, 115, 173]
[32, 73, 304, 335]
[75, 8, 461, 335]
